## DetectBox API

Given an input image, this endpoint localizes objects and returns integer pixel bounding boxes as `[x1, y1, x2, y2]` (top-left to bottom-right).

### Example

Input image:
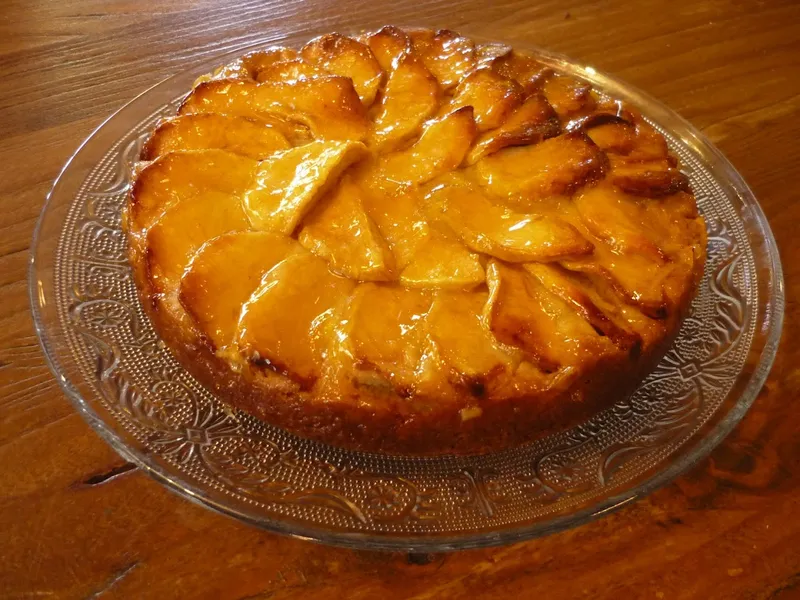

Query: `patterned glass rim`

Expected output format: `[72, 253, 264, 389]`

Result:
[28, 31, 784, 551]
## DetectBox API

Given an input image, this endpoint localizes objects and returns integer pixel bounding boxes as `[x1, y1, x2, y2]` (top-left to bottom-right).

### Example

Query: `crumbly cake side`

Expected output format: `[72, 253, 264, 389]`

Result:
[124, 26, 707, 455]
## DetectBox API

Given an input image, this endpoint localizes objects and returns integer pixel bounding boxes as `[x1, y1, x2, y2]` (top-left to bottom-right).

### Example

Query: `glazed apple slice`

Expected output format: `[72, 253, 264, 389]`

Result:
[145, 190, 249, 292]
[560, 253, 669, 319]
[427, 290, 520, 383]
[180, 77, 368, 141]
[446, 68, 524, 132]
[490, 50, 550, 93]
[574, 184, 667, 262]
[419, 30, 476, 90]
[523, 262, 641, 352]
[298, 176, 395, 281]
[472, 132, 605, 205]
[464, 94, 561, 165]
[367, 52, 440, 150]
[254, 58, 328, 84]
[541, 73, 596, 120]
[484, 261, 613, 370]
[128, 149, 257, 232]
[179, 231, 300, 349]
[369, 107, 476, 190]
[206, 47, 300, 81]
[344, 284, 434, 390]
[365, 25, 412, 71]
[400, 233, 485, 289]
[301, 33, 384, 106]
[609, 157, 689, 198]
[141, 114, 290, 160]
[361, 187, 431, 269]
[243, 140, 367, 234]
[236, 252, 354, 387]
[424, 174, 593, 262]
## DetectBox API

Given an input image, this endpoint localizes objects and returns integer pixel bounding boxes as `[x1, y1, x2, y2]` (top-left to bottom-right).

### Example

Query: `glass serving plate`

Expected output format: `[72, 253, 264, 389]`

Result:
[30, 32, 784, 552]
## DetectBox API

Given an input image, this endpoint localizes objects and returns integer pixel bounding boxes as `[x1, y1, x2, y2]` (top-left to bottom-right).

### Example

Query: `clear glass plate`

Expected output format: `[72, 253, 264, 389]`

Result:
[29, 33, 784, 551]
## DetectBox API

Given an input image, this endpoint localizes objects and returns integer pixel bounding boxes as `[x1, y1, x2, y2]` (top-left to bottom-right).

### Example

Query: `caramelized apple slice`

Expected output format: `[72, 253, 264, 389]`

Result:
[523, 262, 641, 352]
[419, 30, 476, 90]
[128, 150, 257, 232]
[400, 233, 484, 289]
[560, 253, 668, 318]
[141, 114, 289, 160]
[425, 174, 593, 262]
[446, 68, 524, 132]
[609, 157, 689, 197]
[255, 58, 327, 84]
[345, 284, 434, 390]
[367, 52, 440, 150]
[490, 51, 550, 92]
[180, 78, 368, 141]
[145, 191, 249, 292]
[541, 74, 596, 120]
[475, 43, 513, 69]
[485, 261, 612, 370]
[574, 184, 666, 261]
[180, 232, 299, 348]
[244, 140, 367, 234]
[237, 252, 354, 387]
[370, 107, 476, 189]
[428, 290, 519, 381]
[473, 132, 605, 205]
[365, 25, 412, 71]
[361, 188, 430, 269]
[301, 33, 383, 106]
[298, 176, 395, 281]
[464, 94, 561, 165]
[207, 47, 299, 81]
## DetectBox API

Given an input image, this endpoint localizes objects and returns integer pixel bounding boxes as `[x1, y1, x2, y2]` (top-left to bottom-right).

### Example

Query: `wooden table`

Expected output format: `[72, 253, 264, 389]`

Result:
[2, 1, 798, 598]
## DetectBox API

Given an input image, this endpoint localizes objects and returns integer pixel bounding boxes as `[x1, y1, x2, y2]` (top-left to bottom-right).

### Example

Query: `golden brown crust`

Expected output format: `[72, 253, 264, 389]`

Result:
[125, 27, 707, 455]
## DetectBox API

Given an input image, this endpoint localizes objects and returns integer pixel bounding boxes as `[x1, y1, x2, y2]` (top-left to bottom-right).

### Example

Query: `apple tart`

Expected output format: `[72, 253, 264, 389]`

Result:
[125, 27, 706, 455]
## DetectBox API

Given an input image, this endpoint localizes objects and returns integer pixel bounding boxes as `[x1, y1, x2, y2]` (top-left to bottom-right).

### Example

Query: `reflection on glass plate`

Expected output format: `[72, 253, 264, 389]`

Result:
[30, 35, 783, 551]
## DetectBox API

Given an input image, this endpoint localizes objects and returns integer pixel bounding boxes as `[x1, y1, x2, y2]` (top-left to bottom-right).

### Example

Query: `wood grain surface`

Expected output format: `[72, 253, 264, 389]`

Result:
[1, 1, 799, 598]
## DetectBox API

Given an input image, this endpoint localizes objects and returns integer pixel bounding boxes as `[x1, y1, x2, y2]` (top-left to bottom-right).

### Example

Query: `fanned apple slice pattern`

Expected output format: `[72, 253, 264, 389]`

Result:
[128, 27, 706, 421]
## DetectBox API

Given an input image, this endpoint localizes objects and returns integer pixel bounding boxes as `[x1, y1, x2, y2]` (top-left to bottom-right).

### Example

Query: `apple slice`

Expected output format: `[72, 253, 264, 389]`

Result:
[425, 174, 593, 262]
[475, 43, 513, 69]
[243, 140, 367, 234]
[419, 30, 476, 90]
[574, 184, 667, 262]
[254, 58, 327, 84]
[128, 149, 257, 232]
[369, 107, 476, 190]
[400, 233, 484, 289]
[361, 187, 431, 269]
[298, 176, 395, 281]
[485, 261, 613, 370]
[365, 25, 412, 71]
[464, 94, 561, 165]
[490, 51, 551, 93]
[207, 47, 299, 81]
[179, 231, 299, 349]
[301, 33, 384, 106]
[541, 74, 596, 120]
[523, 262, 641, 352]
[446, 68, 524, 132]
[141, 114, 289, 160]
[367, 52, 440, 150]
[236, 252, 354, 387]
[344, 284, 434, 391]
[427, 290, 519, 382]
[145, 190, 249, 292]
[609, 157, 689, 197]
[180, 77, 368, 141]
[472, 132, 605, 205]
